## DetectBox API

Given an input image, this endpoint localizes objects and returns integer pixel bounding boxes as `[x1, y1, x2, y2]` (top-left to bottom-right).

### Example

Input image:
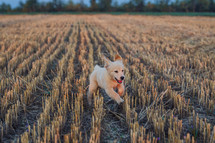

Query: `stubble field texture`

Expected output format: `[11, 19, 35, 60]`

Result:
[0, 15, 215, 143]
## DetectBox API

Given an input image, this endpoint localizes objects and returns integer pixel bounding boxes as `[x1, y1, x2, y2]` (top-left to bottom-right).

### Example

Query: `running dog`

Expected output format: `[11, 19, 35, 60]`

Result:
[87, 54, 125, 105]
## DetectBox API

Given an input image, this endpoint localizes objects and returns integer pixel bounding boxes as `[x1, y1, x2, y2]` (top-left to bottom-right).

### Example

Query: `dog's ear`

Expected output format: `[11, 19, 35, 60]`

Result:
[114, 54, 122, 61]
[103, 55, 111, 69]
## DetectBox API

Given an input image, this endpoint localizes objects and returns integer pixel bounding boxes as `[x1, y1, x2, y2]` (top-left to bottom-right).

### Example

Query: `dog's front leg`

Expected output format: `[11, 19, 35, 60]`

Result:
[105, 88, 124, 104]
[117, 84, 125, 97]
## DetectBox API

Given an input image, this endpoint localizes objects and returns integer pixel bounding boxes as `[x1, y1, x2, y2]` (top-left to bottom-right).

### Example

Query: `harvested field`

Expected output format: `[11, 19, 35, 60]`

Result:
[0, 15, 215, 143]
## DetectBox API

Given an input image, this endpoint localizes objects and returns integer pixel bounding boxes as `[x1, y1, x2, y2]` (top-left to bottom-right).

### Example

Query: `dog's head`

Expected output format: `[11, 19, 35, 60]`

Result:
[103, 54, 125, 84]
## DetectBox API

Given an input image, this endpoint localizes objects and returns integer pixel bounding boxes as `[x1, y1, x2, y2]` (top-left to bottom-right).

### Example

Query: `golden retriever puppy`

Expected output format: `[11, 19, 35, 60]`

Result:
[87, 54, 125, 105]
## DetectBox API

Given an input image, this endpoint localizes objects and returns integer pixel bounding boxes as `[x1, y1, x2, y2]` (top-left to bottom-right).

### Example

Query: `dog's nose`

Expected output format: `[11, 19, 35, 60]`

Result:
[120, 76, 124, 80]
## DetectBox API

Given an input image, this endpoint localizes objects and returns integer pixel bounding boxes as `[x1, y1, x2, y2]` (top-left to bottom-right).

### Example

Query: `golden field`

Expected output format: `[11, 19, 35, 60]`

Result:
[0, 15, 215, 143]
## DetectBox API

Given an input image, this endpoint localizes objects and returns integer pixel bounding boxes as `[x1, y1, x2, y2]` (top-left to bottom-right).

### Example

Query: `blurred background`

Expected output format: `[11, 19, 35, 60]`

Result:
[0, 0, 215, 13]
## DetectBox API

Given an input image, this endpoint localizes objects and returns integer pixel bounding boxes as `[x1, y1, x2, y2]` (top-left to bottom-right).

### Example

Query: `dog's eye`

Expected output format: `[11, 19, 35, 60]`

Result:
[114, 70, 118, 73]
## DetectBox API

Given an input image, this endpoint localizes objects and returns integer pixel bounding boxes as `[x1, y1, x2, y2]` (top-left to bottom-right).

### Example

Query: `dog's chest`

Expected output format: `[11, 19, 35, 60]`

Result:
[112, 82, 120, 88]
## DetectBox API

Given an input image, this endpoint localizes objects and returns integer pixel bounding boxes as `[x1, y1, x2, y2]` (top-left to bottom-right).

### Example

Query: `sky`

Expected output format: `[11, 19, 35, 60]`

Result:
[0, 0, 131, 8]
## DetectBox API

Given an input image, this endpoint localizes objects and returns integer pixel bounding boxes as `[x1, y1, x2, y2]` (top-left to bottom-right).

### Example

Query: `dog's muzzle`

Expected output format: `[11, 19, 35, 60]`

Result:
[115, 76, 124, 84]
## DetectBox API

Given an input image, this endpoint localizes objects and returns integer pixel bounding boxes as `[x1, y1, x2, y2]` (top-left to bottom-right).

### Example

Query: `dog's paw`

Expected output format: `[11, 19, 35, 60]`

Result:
[116, 98, 124, 104]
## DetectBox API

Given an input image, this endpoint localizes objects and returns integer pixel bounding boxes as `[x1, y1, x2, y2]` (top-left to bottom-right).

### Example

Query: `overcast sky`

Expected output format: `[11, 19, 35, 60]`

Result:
[0, 0, 131, 8]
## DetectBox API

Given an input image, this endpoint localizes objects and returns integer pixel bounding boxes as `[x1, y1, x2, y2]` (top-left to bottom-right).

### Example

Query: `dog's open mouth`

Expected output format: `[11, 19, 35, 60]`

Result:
[115, 78, 122, 84]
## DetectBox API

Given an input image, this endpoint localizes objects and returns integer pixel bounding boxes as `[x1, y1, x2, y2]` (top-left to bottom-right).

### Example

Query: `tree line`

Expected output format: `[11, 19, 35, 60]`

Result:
[0, 0, 215, 13]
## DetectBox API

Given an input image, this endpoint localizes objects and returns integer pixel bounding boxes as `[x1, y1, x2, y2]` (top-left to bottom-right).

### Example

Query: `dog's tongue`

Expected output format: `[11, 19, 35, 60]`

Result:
[118, 80, 122, 83]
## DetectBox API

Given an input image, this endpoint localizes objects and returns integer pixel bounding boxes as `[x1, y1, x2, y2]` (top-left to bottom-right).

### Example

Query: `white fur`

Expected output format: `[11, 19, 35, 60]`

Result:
[87, 55, 125, 105]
